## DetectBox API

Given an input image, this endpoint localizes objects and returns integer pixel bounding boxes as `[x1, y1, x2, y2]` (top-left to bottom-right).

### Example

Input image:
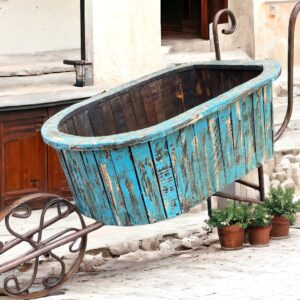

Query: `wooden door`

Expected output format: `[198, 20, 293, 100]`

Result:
[0, 110, 47, 207]
[47, 106, 72, 198]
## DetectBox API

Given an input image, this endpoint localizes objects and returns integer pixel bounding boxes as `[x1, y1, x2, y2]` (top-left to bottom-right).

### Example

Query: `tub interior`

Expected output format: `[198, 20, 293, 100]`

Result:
[59, 65, 263, 137]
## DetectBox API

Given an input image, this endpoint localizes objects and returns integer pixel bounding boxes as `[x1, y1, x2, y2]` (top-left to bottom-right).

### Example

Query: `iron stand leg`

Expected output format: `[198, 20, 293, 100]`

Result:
[207, 197, 212, 218]
[258, 165, 265, 202]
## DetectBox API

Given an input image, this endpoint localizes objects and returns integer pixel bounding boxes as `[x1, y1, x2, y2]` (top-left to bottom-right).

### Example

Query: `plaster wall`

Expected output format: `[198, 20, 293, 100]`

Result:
[0, 0, 80, 55]
[253, 0, 300, 68]
[88, 0, 163, 88]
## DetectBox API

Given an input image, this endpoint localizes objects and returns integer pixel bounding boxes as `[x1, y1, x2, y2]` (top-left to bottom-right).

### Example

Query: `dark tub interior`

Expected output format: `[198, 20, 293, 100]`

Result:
[59, 65, 263, 137]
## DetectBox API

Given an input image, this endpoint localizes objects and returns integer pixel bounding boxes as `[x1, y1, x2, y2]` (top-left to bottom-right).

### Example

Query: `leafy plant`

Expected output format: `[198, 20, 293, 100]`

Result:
[205, 202, 250, 229]
[264, 187, 300, 225]
[248, 204, 272, 227]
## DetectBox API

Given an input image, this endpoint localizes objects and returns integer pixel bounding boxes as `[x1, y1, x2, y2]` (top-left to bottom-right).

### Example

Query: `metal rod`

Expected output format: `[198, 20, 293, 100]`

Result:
[235, 179, 260, 191]
[213, 9, 237, 61]
[1, 207, 76, 255]
[207, 197, 212, 217]
[0, 222, 103, 274]
[214, 192, 263, 205]
[258, 165, 265, 202]
[274, 1, 299, 141]
[80, 0, 86, 61]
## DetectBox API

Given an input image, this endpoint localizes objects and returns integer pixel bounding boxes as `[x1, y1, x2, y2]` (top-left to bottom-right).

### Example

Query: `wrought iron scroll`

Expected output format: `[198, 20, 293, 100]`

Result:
[213, 9, 237, 61]
[0, 193, 102, 299]
[274, 1, 300, 142]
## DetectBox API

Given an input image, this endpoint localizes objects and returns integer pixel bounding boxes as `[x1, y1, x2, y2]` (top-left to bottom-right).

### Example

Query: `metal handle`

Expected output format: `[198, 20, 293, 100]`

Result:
[274, 1, 300, 142]
[213, 9, 237, 61]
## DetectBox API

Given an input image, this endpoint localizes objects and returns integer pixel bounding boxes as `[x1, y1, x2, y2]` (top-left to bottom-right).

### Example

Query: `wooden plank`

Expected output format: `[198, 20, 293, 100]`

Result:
[140, 82, 159, 126]
[177, 70, 198, 110]
[81, 152, 116, 225]
[110, 147, 149, 225]
[264, 83, 273, 160]
[208, 112, 226, 191]
[167, 131, 195, 212]
[218, 106, 236, 185]
[88, 101, 117, 136]
[193, 118, 213, 197]
[131, 142, 166, 223]
[180, 126, 203, 205]
[130, 89, 148, 129]
[61, 150, 92, 218]
[73, 110, 94, 137]
[253, 89, 266, 165]
[231, 99, 246, 179]
[150, 137, 181, 218]
[241, 96, 257, 172]
[94, 150, 130, 226]
[195, 68, 209, 105]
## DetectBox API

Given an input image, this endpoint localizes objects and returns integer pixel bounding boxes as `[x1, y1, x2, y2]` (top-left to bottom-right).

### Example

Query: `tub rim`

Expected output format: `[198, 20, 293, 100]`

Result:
[41, 60, 281, 151]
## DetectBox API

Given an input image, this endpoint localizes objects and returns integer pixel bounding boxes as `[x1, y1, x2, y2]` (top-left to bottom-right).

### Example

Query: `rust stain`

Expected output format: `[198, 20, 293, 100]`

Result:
[196, 82, 203, 96]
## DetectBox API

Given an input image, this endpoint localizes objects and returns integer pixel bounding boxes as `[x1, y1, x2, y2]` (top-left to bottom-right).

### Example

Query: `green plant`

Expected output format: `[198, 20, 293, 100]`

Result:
[264, 187, 300, 225]
[248, 204, 272, 227]
[205, 202, 250, 229]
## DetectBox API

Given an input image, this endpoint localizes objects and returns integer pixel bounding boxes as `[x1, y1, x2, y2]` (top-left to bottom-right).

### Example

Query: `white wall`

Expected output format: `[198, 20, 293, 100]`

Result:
[0, 0, 80, 55]
[87, 0, 163, 88]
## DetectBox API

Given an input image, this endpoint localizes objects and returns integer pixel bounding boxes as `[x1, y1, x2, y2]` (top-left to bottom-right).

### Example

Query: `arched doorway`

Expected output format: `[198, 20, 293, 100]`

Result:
[161, 0, 228, 40]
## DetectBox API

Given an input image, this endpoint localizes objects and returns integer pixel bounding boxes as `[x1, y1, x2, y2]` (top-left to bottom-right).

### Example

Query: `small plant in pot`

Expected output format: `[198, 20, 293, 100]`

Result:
[205, 202, 249, 250]
[248, 204, 272, 247]
[264, 187, 300, 239]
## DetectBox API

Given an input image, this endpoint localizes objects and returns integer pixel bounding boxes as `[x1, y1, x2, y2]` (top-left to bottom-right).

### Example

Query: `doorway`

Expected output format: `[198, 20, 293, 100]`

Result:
[161, 0, 228, 40]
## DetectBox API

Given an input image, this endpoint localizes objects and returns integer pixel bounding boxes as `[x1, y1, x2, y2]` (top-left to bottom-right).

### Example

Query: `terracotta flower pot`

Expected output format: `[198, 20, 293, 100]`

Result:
[248, 225, 271, 246]
[217, 225, 244, 250]
[270, 216, 290, 239]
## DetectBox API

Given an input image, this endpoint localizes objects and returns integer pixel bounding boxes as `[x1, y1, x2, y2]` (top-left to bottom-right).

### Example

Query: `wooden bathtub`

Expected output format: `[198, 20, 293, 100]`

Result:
[42, 60, 281, 226]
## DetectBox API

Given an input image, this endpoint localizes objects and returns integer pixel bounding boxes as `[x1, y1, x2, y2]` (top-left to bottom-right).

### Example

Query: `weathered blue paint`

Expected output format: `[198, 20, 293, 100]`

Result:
[218, 106, 236, 185]
[264, 84, 274, 160]
[131, 143, 166, 223]
[241, 96, 257, 172]
[81, 152, 116, 224]
[150, 138, 181, 218]
[208, 112, 226, 191]
[110, 147, 149, 225]
[231, 99, 246, 179]
[94, 150, 130, 226]
[42, 60, 281, 226]
[253, 89, 266, 165]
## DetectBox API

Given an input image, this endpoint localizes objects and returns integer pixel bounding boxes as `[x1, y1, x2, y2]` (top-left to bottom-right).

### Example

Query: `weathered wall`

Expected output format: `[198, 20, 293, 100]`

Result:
[253, 0, 300, 69]
[0, 0, 80, 55]
[87, 0, 163, 88]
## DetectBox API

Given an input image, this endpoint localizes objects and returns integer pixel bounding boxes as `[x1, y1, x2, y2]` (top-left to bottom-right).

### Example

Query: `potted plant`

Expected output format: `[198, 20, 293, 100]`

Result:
[248, 204, 272, 246]
[205, 202, 249, 250]
[264, 187, 300, 239]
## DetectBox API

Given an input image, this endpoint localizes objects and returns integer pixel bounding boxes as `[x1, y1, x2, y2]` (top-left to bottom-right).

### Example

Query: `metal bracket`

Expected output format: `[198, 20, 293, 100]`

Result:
[63, 60, 93, 87]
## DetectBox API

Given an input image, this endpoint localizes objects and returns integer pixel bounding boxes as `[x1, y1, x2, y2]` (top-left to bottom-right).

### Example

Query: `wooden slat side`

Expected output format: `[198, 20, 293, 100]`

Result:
[231, 99, 247, 179]
[131, 143, 166, 223]
[218, 106, 236, 185]
[88, 101, 117, 136]
[94, 150, 130, 226]
[130, 89, 149, 130]
[241, 96, 257, 172]
[61, 150, 92, 218]
[81, 152, 116, 225]
[180, 126, 203, 205]
[264, 83, 273, 160]
[177, 70, 198, 110]
[208, 112, 226, 191]
[195, 68, 209, 105]
[140, 82, 159, 126]
[193, 118, 212, 198]
[253, 89, 266, 165]
[73, 110, 95, 137]
[110, 147, 149, 225]
[150, 137, 181, 218]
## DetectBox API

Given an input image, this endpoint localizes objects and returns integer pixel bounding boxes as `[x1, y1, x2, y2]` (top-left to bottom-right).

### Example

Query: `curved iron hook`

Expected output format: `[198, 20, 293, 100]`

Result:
[274, 1, 300, 142]
[213, 9, 237, 61]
